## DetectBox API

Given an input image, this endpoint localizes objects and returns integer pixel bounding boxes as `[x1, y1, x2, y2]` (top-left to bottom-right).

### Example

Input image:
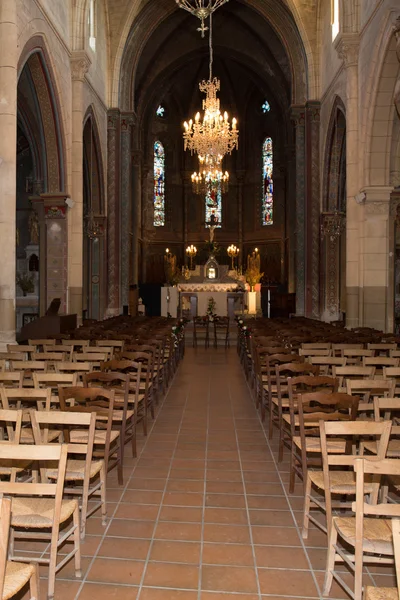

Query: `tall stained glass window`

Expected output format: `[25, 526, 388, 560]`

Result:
[262, 137, 273, 226]
[205, 185, 222, 227]
[153, 141, 165, 227]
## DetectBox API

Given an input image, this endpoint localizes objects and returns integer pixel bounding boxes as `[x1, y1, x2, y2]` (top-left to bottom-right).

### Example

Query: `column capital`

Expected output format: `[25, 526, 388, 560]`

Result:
[121, 112, 136, 132]
[306, 101, 321, 122]
[334, 33, 359, 68]
[290, 105, 306, 127]
[70, 51, 91, 81]
[361, 186, 393, 217]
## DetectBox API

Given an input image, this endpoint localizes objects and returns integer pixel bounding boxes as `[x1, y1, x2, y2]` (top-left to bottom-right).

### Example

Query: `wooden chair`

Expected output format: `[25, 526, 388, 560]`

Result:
[0, 496, 40, 600]
[33, 372, 78, 404]
[58, 386, 122, 485]
[0, 373, 24, 388]
[346, 378, 396, 409]
[213, 316, 230, 349]
[342, 348, 375, 365]
[30, 410, 107, 539]
[301, 342, 332, 351]
[55, 362, 93, 382]
[333, 366, 376, 392]
[271, 362, 319, 461]
[0, 361, 5, 373]
[364, 517, 400, 599]
[95, 340, 124, 352]
[102, 356, 153, 435]
[72, 352, 108, 369]
[0, 409, 24, 482]
[28, 339, 56, 352]
[9, 361, 47, 387]
[331, 343, 364, 357]
[289, 391, 358, 494]
[299, 348, 332, 358]
[367, 342, 397, 356]
[363, 356, 400, 376]
[83, 370, 141, 460]
[0, 444, 81, 600]
[0, 388, 56, 444]
[43, 345, 73, 360]
[285, 376, 339, 485]
[384, 367, 400, 395]
[193, 316, 210, 349]
[323, 456, 400, 600]
[303, 420, 391, 542]
[309, 356, 346, 376]
[0, 354, 25, 363]
[31, 352, 68, 364]
[61, 340, 90, 352]
[7, 345, 35, 360]
[361, 398, 400, 459]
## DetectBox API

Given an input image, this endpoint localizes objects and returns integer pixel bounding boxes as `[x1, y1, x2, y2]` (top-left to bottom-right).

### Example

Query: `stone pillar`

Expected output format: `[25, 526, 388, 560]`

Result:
[131, 150, 142, 286]
[106, 109, 121, 315]
[305, 101, 321, 318]
[69, 52, 91, 322]
[120, 113, 135, 308]
[336, 35, 361, 328]
[41, 194, 69, 312]
[394, 17, 400, 118]
[291, 106, 306, 316]
[361, 186, 393, 331]
[286, 145, 296, 293]
[0, 0, 17, 347]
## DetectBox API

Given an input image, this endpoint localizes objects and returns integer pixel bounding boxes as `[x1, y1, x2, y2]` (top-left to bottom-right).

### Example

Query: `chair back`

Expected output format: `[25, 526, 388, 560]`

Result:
[0, 372, 24, 388]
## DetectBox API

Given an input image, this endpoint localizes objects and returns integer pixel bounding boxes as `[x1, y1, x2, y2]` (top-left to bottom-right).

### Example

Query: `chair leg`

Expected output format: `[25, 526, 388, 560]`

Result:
[268, 401, 274, 439]
[302, 474, 312, 539]
[72, 504, 82, 579]
[100, 461, 107, 526]
[322, 522, 338, 596]
[29, 563, 40, 600]
[289, 443, 296, 493]
[117, 443, 123, 486]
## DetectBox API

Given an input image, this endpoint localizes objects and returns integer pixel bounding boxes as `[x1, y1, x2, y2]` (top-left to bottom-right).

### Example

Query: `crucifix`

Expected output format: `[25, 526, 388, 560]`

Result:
[207, 212, 218, 243]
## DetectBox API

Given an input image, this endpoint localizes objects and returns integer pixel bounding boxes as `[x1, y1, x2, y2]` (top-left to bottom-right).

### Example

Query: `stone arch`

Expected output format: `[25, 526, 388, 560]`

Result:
[321, 95, 347, 322]
[83, 105, 105, 214]
[17, 36, 67, 193]
[363, 16, 399, 188]
[322, 95, 346, 211]
[116, 0, 310, 111]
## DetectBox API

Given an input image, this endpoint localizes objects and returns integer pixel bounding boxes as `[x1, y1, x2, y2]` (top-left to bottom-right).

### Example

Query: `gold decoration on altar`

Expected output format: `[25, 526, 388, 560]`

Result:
[245, 248, 263, 291]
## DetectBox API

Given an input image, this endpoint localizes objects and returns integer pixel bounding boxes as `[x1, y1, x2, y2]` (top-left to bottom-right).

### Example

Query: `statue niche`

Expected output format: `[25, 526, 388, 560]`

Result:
[204, 256, 219, 281]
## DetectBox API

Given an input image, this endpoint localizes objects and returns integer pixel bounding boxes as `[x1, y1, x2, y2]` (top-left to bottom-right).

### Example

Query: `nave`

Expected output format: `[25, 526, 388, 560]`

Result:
[18, 344, 395, 600]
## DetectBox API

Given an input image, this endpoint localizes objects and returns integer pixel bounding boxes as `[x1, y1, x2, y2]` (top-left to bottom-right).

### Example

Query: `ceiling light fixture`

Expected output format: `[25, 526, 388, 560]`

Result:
[175, 0, 229, 37]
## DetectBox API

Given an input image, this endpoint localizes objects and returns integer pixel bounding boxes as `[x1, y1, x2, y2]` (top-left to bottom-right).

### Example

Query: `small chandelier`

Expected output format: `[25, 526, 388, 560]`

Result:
[192, 167, 229, 194]
[176, 0, 229, 37]
[182, 8, 238, 166]
[320, 211, 345, 242]
[85, 210, 104, 240]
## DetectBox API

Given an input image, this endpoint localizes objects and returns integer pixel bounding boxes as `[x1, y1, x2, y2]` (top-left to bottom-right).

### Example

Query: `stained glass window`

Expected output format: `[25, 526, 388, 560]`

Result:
[156, 105, 165, 118]
[262, 100, 271, 113]
[205, 185, 222, 227]
[262, 137, 273, 226]
[153, 141, 165, 227]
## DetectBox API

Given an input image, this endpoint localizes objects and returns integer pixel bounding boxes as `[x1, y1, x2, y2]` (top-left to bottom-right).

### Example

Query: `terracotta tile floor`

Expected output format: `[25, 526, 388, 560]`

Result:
[18, 346, 396, 599]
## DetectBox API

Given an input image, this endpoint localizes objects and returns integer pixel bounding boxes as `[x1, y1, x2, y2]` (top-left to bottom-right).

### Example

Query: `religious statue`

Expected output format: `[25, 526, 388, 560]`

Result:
[164, 249, 180, 285]
[28, 211, 39, 245]
[208, 212, 218, 243]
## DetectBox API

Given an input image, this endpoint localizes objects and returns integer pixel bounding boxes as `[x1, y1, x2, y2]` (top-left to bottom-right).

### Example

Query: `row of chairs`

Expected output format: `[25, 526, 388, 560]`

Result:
[237, 317, 400, 600]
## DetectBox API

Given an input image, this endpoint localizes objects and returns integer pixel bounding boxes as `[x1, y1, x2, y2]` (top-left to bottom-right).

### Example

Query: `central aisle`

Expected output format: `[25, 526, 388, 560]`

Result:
[51, 346, 388, 600]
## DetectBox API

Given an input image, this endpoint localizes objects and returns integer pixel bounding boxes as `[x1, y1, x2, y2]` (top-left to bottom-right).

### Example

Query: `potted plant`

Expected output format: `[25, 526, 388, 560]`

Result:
[16, 273, 35, 296]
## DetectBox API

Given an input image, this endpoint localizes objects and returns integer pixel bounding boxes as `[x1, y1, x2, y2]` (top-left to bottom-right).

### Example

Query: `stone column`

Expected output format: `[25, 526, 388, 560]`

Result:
[120, 113, 135, 308]
[291, 106, 306, 316]
[361, 186, 393, 331]
[0, 0, 17, 347]
[41, 195, 69, 312]
[131, 149, 142, 286]
[286, 145, 296, 293]
[335, 35, 361, 328]
[305, 101, 321, 318]
[69, 51, 91, 321]
[106, 109, 121, 315]
[394, 17, 400, 118]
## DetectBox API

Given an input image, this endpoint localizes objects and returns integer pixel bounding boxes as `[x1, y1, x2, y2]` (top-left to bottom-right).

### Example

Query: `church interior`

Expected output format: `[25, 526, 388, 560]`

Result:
[1, 0, 400, 599]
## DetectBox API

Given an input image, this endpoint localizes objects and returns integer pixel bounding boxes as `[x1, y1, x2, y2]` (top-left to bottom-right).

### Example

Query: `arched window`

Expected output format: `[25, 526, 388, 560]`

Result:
[205, 186, 222, 227]
[153, 141, 165, 227]
[331, 0, 339, 40]
[262, 137, 273, 226]
[88, 0, 96, 51]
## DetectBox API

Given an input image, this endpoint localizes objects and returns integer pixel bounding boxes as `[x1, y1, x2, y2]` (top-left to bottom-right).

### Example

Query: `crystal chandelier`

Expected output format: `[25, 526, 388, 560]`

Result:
[182, 8, 238, 191]
[176, 0, 229, 37]
[320, 211, 345, 242]
[191, 166, 229, 194]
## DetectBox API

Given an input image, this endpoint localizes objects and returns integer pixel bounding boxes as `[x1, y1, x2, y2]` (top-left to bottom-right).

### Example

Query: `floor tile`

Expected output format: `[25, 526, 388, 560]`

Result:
[143, 562, 199, 589]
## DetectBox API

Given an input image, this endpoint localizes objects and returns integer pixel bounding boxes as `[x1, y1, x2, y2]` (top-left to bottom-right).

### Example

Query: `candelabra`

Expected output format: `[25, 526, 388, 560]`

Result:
[191, 167, 229, 195]
[227, 244, 239, 270]
[186, 245, 197, 270]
